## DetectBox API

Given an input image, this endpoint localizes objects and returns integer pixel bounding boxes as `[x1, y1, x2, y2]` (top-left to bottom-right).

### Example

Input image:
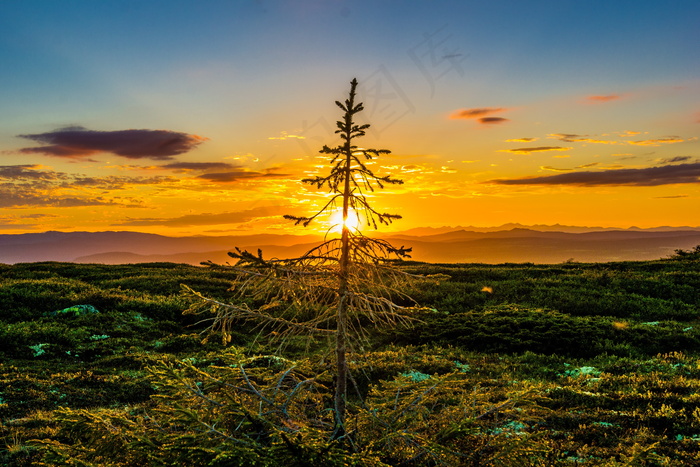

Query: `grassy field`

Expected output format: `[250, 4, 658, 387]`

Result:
[1, 257, 699, 465]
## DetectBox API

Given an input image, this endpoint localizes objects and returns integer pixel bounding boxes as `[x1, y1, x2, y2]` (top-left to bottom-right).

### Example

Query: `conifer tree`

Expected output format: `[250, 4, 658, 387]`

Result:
[186, 78, 422, 438]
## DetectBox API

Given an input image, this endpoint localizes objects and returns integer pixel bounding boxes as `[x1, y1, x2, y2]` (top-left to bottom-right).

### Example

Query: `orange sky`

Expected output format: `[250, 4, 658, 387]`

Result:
[1, 2, 699, 236]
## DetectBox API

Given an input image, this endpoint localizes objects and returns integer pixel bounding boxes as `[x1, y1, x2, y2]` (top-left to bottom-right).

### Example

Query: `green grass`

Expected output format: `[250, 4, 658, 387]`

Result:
[1, 258, 699, 465]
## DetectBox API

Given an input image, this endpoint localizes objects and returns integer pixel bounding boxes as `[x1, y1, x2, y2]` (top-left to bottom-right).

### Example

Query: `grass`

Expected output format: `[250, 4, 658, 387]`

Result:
[0, 258, 698, 465]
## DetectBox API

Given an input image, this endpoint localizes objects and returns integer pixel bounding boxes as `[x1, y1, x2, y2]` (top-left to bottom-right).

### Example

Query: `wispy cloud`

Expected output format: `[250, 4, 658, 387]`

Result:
[161, 162, 239, 172]
[548, 133, 695, 147]
[478, 117, 509, 125]
[540, 162, 600, 172]
[0, 186, 141, 208]
[548, 133, 618, 144]
[113, 206, 291, 227]
[500, 146, 572, 154]
[656, 156, 693, 164]
[197, 168, 290, 183]
[0, 164, 173, 208]
[449, 107, 510, 125]
[578, 162, 600, 169]
[450, 107, 506, 119]
[541, 166, 573, 172]
[268, 131, 306, 141]
[585, 94, 622, 102]
[67, 175, 177, 189]
[0, 164, 67, 181]
[0, 213, 58, 229]
[506, 137, 537, 142]
[490, 162, 700, 187]
[628, 137, 691, 146]
[17, 126, 207, 160]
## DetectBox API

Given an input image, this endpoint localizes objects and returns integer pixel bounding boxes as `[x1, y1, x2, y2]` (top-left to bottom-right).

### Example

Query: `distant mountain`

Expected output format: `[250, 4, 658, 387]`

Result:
[2, 227, 700, 265]
[0, 231, 321, 264]
[395, 223, 700, 235]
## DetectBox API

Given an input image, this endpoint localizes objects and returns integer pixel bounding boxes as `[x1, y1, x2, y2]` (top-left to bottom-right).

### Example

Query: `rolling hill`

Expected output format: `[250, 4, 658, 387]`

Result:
[2, 226, 700, 265]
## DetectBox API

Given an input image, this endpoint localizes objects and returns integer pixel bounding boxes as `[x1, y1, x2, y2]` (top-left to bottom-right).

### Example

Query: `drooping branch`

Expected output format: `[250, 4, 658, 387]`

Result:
[186, 77, 437, 443]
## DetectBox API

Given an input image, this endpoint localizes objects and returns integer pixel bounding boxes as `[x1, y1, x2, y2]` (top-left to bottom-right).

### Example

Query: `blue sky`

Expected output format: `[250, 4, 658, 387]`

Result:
[1, 0, 699, 234]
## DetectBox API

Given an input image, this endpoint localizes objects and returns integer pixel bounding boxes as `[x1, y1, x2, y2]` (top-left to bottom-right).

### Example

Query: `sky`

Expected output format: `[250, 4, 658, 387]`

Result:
[1, 0, 699, 236]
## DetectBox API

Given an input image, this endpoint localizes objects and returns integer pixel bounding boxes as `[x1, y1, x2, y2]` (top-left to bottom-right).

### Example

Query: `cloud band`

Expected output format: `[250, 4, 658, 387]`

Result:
[18, 126, 207, 160]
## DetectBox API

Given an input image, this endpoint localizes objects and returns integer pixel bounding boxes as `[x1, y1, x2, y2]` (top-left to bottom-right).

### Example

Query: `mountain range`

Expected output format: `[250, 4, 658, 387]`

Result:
[2, 225, 700, 265]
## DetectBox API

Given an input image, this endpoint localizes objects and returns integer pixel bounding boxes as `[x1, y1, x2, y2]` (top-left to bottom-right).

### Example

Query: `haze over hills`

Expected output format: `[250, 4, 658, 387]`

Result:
[2, 225, 700, 265]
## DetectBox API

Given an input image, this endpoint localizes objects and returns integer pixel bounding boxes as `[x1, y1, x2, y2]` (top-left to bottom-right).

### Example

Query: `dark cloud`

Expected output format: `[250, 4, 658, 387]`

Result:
[658, 156, 693, 164]
[161, 162, 239, 172]
[500, 146, 572, 154]
[549, 133, 617, 144]
[550, 133, 582, 142]
[197, 170, 289, 183]
[68, 175, 176, 189]
[0, 165, 67, 181]
[114, 206, 290, 227]
[17, 126, 207, 160]
[490, 162, 700, 187]
[450, 107, 507, 119]
[0, 213, 59, 230]
[478, 117, 509, 125]
[0, 187, 135, 208]
[577, 162, 599, 169]
[0, 164, 172, 208]
[541, 166, 573, 172]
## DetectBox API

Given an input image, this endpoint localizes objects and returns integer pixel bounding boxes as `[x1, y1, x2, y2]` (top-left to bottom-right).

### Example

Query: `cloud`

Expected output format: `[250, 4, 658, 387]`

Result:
[657, 156, 693, 164]
[450, 107, 511, 124]
[541, 166, 573, 172]
[586, 94, 622, 102]
[500, 146, 572, 154]
[628, 137, 690, 146]
[0, 164, 174, 208]
[490, 162, 700, 187]
[577, 162, 599, 169]
[450, 107, 507, 119]
[0, 165, 67, 181]
[548, 133, 695, 146]
[113, 206, 291, 227]
[17, 126, 207, 160]
[68, 175, 176, 189]
[478, 117, 509, 125]
[655, 194, 689, 199]
[161, 162, 239, 172]
[197, 168, 290, 183]
[548, 133, 617, 144]
[399, 164, 429, 174]
[0, 213, 58, 230]
[268, 131, 306, 140]
[506, 138, 537, 142]
[0, 186, 138, 208]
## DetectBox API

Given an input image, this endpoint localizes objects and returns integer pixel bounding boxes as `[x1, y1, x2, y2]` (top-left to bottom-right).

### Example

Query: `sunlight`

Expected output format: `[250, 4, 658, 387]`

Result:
[328, 209, 361, 234]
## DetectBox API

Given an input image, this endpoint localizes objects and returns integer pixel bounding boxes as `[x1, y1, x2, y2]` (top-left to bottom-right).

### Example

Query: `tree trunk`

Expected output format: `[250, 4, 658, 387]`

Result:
[334, 83, 356, 440]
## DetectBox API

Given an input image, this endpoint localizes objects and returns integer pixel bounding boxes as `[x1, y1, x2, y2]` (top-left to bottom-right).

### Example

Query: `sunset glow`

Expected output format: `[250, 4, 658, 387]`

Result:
[328, 209, 362, 235]
[1, 1, 698, 236]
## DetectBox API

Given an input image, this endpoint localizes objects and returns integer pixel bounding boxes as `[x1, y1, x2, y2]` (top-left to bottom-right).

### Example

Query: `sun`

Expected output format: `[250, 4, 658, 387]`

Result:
[328, 209, 361, 234]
